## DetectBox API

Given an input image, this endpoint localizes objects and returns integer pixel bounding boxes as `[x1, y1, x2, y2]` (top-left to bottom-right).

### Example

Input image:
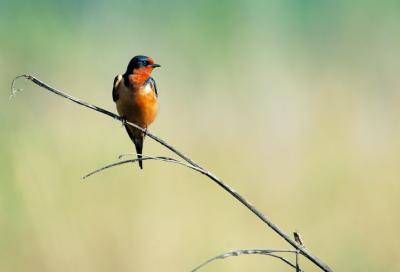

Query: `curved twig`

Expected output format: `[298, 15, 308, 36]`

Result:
[192, 248, 303, 272]
[11, 74, 333, 272]
[82, 155, 205, 179]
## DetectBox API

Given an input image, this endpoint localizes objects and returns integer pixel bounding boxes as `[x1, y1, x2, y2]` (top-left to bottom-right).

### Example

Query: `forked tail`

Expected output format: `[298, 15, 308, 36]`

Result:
[124, 125, 144, 170]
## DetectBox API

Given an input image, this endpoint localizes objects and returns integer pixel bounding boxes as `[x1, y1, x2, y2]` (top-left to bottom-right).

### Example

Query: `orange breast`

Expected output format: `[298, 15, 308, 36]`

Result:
[116, 78, 159, 129]
[132, 87, 158, 128]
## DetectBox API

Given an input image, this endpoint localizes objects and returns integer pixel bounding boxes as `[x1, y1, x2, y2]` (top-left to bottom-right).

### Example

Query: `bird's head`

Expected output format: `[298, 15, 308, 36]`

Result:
[126, 55, 160, 75]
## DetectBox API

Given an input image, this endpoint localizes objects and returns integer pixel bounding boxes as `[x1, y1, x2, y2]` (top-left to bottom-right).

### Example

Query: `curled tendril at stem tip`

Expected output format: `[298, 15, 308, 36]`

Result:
[9, 88, 23, 100]
[10, 75, 27, 100]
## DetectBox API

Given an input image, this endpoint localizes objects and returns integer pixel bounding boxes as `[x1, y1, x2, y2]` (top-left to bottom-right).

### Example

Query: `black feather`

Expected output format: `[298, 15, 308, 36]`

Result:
[124, 125, 144, 169]
[112, 75, 119, 102]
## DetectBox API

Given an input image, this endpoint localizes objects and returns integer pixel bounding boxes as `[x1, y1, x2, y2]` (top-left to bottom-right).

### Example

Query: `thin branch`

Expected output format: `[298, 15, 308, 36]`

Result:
[11, 74, 333, 272]
[296, 250, 300, 272]
[82, 155, 205, 179]
[192, 248, 303, 272]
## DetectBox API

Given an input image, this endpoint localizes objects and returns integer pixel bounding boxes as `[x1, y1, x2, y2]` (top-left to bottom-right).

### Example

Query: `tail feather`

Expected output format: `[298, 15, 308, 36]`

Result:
[134, 137, 144, 169]
[124, 125, 144, 170]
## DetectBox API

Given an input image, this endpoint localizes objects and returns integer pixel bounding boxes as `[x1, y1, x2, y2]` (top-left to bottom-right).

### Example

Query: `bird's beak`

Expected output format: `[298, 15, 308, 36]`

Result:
[149, 63, 161, 68]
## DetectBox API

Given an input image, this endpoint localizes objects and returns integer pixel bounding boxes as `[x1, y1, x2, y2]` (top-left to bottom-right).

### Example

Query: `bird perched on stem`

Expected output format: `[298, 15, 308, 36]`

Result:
[112, 55, 161, 169]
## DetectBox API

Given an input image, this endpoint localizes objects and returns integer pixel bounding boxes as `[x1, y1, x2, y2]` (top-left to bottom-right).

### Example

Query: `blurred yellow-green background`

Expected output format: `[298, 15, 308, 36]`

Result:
[1, 1, 400, 271]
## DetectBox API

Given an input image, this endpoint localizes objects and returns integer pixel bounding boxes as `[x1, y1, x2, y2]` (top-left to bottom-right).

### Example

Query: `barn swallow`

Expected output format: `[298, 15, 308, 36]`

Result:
[112, 55, 160, 169]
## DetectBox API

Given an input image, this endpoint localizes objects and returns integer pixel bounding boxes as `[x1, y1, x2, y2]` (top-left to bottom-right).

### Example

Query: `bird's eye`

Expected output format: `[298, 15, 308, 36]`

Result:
[142, 61, 148, 66]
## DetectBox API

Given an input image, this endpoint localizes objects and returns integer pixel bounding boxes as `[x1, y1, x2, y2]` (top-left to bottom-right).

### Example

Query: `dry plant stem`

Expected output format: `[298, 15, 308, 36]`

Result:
[192, 249, 303, 272]
[296, 250, 300, 272]
[11, 74, 333, 272]
[82, 155, 204, 179]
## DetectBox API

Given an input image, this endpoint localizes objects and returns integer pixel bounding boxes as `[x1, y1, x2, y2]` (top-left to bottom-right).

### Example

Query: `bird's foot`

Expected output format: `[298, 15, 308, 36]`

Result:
[121, 117, 127, 127]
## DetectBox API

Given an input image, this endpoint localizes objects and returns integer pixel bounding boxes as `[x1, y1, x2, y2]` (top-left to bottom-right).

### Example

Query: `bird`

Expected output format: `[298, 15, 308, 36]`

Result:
[112, 55, 161, 169]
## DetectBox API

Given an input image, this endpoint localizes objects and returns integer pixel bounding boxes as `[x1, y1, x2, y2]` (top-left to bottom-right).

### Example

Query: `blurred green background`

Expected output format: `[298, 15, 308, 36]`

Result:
[1, 0, 400, 271]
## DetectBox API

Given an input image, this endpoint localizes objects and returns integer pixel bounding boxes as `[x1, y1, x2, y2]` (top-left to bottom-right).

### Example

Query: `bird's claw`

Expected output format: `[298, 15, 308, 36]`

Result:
[121, 117, 127, 127]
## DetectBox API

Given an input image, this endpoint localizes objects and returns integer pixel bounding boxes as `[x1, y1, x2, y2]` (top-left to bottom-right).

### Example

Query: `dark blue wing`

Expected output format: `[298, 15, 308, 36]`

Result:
[147, 77, 158, 97]
[112, 75, 120, 102]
